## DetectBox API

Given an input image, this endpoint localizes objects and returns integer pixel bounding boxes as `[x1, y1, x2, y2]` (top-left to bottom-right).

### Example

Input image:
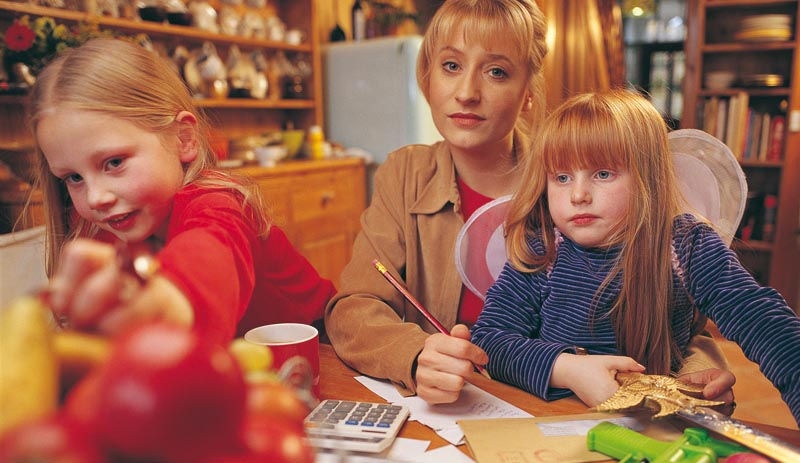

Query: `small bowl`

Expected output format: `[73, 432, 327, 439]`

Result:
[254, 145, 289, 167]
[281, 130, 305, 159]
[705, 71, 736, 90]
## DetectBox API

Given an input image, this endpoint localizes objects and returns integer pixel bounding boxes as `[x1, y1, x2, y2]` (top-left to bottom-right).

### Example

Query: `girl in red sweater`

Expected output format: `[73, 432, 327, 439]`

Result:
[28, 38, 335, 344]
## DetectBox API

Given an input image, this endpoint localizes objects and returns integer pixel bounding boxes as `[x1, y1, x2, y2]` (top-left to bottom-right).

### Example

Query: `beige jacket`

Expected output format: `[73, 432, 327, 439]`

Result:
[325, 139, 728, 396]
[325, 140, 466, 393]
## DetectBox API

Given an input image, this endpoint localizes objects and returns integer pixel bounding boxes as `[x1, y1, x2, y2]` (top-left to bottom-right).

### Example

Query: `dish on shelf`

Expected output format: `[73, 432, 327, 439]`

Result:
[734, 28, 792, 42]
[705, 71, 736, 90]
[739, 73, 784, 88]
[735, 14, 792, 42]
[740, 14, 792, 28]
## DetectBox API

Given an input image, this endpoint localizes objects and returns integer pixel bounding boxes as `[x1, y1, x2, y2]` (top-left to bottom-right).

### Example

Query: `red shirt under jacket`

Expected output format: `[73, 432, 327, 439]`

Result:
[456, 176, 493, 326]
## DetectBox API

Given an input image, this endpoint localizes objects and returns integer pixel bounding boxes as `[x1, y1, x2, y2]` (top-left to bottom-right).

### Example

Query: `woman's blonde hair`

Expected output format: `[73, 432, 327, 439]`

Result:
[416, 0, 548, 136]
[506, 89, 685, 374]
[27, 38, 269, 275]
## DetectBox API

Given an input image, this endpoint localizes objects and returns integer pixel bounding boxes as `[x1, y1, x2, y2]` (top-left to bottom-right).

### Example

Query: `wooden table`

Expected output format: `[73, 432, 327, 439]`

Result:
[318, 343, 800, 460]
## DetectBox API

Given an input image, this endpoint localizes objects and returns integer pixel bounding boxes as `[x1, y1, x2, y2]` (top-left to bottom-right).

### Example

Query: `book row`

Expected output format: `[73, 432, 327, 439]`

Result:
[700, 93, 786, 162]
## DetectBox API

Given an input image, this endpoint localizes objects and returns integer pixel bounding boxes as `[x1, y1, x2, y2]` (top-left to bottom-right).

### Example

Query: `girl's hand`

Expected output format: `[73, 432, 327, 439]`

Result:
[550, 353, 645, 407]
[677, 368, 737, 415]
[414, 324, 488, 404]
[48, 239, 193, 335]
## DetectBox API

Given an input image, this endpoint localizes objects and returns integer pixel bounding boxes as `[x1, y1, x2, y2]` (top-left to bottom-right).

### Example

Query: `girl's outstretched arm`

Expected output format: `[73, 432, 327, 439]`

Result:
[48, 239, 193, 334]
[549, 353, 645, 406]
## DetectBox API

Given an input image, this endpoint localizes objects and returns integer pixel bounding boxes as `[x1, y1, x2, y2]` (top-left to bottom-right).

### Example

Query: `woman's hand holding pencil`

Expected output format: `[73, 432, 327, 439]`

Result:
[372, 260, 492, 382]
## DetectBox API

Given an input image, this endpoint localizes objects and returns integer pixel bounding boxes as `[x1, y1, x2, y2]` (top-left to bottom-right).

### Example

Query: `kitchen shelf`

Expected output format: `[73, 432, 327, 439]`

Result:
[0, 0, 323, 135]
[698, 87, 791, 97]
[0, 1, 312, 52]
[703, 42, 795, 53]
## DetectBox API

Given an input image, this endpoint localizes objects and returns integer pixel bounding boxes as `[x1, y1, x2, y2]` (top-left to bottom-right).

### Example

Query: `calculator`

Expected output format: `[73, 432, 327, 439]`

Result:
[304, 399, 410, 453]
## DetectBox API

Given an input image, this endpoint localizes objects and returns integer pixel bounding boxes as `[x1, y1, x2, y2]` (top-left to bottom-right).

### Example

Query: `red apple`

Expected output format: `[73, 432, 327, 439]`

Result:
[240, 415, 315, 463]
[0, 414, 107, 463]
[62, 367, 103, 429]
[246, 378, 310, 430]
[88, 322, 246, 461]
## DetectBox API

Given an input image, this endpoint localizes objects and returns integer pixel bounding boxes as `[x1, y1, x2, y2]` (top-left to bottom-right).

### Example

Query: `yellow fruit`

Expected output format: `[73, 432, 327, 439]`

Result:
[228, 338, 273, 374]
[0, 296, 58, 435]
[245, 369, 282, 385]
[54, 330, 111, 389]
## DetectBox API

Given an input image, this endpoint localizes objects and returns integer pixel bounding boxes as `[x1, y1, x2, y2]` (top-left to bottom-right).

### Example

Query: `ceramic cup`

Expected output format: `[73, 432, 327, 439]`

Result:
[245, 323, 319, 397]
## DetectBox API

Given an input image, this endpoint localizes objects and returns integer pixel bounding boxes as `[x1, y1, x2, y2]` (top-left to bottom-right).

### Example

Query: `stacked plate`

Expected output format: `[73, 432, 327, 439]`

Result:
[734, 14, 793, 42]
[739, 73, 784, 87]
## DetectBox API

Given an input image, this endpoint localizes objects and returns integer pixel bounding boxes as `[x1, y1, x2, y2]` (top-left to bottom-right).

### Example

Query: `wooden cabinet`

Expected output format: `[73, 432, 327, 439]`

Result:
[234, 158, 366, 284]
[683, 0, 800, 309]
[0, 1, 369, 284]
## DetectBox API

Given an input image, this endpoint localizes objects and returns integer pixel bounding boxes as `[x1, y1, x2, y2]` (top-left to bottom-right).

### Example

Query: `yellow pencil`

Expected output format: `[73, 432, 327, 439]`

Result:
[372, 259, 492, 380]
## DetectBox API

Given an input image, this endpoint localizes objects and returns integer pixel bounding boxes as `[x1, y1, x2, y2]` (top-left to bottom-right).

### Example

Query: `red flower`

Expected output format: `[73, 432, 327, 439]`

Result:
[4, 20, 35, 52]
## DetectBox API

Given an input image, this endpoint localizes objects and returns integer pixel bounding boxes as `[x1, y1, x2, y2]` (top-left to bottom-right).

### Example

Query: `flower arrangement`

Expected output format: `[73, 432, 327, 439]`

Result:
[2, 15, 111, 79]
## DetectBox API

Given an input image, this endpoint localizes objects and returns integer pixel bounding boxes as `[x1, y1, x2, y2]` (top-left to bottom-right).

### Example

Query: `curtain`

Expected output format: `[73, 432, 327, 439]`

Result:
[541, 0, 626, 112]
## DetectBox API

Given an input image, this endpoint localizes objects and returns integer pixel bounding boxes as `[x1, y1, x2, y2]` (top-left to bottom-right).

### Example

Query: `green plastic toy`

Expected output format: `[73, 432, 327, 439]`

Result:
[587, 421, 753, 463]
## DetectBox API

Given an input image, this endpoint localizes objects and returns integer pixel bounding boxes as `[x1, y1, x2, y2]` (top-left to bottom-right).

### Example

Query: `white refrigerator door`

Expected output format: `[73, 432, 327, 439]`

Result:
[323, 36, 441, 165]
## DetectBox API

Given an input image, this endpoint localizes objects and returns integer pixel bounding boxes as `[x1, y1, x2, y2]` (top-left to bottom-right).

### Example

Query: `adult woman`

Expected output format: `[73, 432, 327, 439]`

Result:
[326, 0, 734, 407]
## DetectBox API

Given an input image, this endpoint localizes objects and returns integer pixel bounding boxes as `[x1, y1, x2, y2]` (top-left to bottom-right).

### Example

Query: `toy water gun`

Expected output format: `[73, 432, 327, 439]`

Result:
[587, 421, 754, 463]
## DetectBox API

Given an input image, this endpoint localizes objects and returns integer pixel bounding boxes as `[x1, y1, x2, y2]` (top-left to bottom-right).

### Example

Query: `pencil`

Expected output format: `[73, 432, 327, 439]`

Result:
[372, 259, 492, 380]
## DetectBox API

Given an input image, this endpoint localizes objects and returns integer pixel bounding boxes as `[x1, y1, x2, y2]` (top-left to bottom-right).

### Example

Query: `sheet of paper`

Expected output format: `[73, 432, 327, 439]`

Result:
[415, 444, 476, 462]
[385, 437, 430, 460]
[314, 438, 474, 463]
[459, 412, 683, 463]
[355, 376, 532, 445]
[315, 437, 428, 463]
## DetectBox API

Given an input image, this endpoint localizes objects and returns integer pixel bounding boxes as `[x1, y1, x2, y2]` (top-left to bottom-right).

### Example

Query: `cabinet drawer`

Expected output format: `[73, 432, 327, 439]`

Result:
[291, 170, 358, 222]
[255, 178, 292, 229]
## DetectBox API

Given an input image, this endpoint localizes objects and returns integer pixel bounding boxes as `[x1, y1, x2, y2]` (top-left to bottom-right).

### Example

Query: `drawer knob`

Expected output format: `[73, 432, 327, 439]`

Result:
[320, 191, 335, 206]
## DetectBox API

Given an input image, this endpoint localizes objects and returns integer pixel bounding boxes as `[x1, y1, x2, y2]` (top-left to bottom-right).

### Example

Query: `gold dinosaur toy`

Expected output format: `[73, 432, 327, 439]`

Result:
[592, 372, 724, 418]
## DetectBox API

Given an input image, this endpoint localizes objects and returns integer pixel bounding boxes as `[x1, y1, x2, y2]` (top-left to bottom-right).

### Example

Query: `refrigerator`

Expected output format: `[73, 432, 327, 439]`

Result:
[322, 36, 442, 199]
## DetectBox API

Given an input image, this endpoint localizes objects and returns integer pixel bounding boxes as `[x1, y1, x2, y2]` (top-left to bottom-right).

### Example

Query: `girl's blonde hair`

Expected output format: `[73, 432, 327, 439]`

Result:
[506, 89, 685, 374]
[416, 0, 548, 137]
[27, 38, 269, 276]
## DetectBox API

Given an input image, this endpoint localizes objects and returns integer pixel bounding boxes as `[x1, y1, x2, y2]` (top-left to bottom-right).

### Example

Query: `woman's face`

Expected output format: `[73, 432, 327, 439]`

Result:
[37, 109, 193, 243]
[427, 28, 531, 158]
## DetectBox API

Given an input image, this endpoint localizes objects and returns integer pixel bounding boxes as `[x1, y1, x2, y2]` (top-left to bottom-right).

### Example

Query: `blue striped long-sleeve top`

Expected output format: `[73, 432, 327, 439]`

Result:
[471, 214, 800, 423]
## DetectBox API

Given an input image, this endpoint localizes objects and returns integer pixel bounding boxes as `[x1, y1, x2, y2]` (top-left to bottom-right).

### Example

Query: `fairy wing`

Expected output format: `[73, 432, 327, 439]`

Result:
[454, 195, 512, 300]
[669, 128, 748, 247]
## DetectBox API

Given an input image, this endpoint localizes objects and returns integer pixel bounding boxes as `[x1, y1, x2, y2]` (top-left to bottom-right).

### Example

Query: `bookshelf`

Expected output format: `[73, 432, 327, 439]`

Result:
[683, 0, 800, 309]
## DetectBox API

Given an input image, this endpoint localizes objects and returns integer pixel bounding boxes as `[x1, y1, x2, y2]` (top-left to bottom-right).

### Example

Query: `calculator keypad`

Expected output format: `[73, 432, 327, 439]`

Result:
[304, 399, 410, 453]
[307, 400, 405, 432]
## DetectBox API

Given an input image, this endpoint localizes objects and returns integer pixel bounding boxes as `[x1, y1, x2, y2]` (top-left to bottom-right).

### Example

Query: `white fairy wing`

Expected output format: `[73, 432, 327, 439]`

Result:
[669, 129, 748, 247]
[455, 195, 512, 300]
